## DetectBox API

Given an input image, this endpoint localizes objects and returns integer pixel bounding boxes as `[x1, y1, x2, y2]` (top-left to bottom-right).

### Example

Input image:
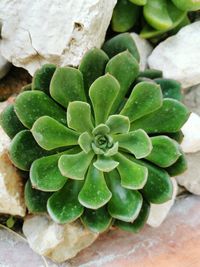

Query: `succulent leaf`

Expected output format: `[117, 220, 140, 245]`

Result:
[106, 169, 143, 222]
[106, 51, 139, 113]
[78, 132, 92, 153]
[165, 151, 187, 176]
[102, 33, 140, 62]
[94, 155, 119, 172]
[114, 153, 148, 189]
[89, 74, 120, 125]
[0, 104, 26, 138]
[138, 69, 163, 79]
[115, 200, 150, 232]
[106, 115, 130, 134]
[131, 98, 190, 133]
[79, 48, 109, 95]
[32, 64, 56, 95]
[146, 136, 181, 167]
[78, 164, 112, 209]
[155, 78, 182, 101]
[67, 101, 94, 133]
[32, 116, 79, 150]
[114, 129, 152, 159]
[47, 180, 84, 224]
[171, 0, 200, 11]
[130, 0, 147, 5]
[59, 151, 94, 180]
[50, 67, 86, 108]
[121, 81, 162, 122]
[15, 91, 66, 128]
[81, 207, 112, 233]
[25, 180, 52, 213]
[10, 130, 48, 171]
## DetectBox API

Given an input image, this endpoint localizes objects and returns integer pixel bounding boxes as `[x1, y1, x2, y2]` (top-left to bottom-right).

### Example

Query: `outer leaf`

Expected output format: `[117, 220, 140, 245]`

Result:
[58, 151, 94, 180]
[120, 81, 162, 122]
[111, 0, 140, 32]
[131, 98, 190, 133]
[114, 153, 148, 190]
[171, 0, 200, 11]
[67, 101, 94, 133]
[89, 74, 120, 125]
[0, 104, 25, 138]
[105, 51, 139, 113]
[138, 69, 163, 79]
[50, 67, 86, 108]
[155, 78, 182, 101]
[165, 152, 187, 176]
[25, 180, 52, 213]
[81, 207, 112, 233]
[115, 201, 150, 233]
[15, 91, 66, 128]
[32, 64, 56, 95]
[143, 0, 173, 30]
[146, 136, 181, 167]
[30, 147, 80, 192]
[10, 130, 48, 171]
[78, 164, 112, 209]
[78, 48, 109, 95]
[114, 129, 152, 159]
[106, 169, 143, 222]
[93, 156, 119, 172]
[32, 116, 79, 150]
[106, 115, 130, 134]
[102, 33, 140, 62]
[47, 180, 84, 224]
[130, 0, 147, 5]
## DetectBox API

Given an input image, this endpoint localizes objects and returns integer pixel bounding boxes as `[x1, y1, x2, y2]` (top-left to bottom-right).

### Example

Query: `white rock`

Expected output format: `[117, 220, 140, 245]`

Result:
[147, 178, 178, 227]
[0, 53, 11, 79]
[181, 112, 200, 153]
[148, 22, 200, 89]
[0, 150, 26, 216]
[130, 33, 153, 71]
[0, 0, 117, 76]
[176, 152, 200, 195]
[23, 215, 98, 263]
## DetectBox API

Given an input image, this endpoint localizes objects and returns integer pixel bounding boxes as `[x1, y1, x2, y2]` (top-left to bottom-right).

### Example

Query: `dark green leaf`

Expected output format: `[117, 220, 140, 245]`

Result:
[138, 69, 163, 79]
[165, 152, 187, 176]
[154, 78, 182, 101]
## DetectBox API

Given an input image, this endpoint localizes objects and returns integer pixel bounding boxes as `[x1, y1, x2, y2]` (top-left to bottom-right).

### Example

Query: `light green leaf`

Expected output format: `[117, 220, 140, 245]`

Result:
[131, 98, 190, 133]
[120, 81, 162, 122]
[32, 116, 79, 150]
[104, 142, 119, 157]
[114, 129, 152, 159]
[58, 151, 94, 180]
[89, 74, 120, 125]
[78, 164, 111, 209]
[15, 91, 66, 128]
[115, 200, 150, 233]
[106, 169, 143, 222]
[105, 51, 139, 113]
[81, 207, 112, 233]
[92, 124, 110, 136]
[114, 153, 148, 189]
[106, 115, 130, 134]
[93, 155, 119, 172]
[50, 67, 86, 108]
[130, 0, 147, 5]
[146, 136, 181, 167]
[47, 180, 84, 224]
[78, 48, 109, 95]
[171, 0, 200, 11]
[67, 101, 94, 133]
[78, 132, 92, 153]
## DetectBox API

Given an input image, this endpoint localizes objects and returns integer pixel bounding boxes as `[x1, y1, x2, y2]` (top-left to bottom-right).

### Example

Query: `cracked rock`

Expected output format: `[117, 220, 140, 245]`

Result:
[23, 215, 98, 263]
[0, 0, 117, 75]
[147, 178, 177, 227]
[148, 22, 200, 89]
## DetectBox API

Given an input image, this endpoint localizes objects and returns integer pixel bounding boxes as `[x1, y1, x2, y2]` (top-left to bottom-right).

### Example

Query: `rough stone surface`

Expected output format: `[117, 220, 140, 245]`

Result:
[0, 150, 26, 217]
[130, 33, 153, 71]
[147, 178, 178, 228]
[0, 53, 11, 80]
[0, 0, 117, 75]
[23, 215, 98, 263]
[184, 83, 200, 116]
[148, 22, 200, 89]
[181, 112, 200, 153]
[176, 152, 200, 195]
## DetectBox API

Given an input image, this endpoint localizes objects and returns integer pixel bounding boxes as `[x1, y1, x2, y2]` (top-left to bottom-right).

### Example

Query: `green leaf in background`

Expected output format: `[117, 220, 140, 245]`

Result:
[154, 78, 182, 101]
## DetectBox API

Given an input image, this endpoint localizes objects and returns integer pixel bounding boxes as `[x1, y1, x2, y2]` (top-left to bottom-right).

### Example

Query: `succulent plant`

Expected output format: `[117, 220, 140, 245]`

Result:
[111, 0, 200, 40]
[1, 33, 190, 234]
